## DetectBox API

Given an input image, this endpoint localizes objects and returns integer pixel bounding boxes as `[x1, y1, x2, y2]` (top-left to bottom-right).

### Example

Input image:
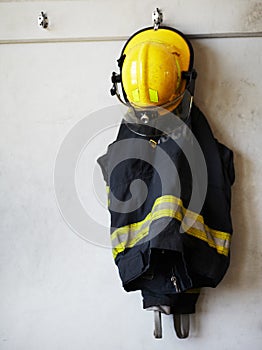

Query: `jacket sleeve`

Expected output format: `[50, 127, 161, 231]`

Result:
[216, 141, 235, 187]
[97, 152, 109, 185]
[185, 105, 235, 287]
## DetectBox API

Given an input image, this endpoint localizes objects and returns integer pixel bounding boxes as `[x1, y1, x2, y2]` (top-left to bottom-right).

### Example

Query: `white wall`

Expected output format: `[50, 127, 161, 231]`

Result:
[0, 1, 262, 349]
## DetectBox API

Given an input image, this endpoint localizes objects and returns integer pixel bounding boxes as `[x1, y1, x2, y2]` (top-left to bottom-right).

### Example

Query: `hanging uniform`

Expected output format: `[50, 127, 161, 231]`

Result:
[98, 25, 235, 336]
[97, 103, 235, 314]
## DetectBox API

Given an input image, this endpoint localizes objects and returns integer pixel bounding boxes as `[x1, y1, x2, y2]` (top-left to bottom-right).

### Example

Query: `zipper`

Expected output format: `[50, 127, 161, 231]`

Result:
[171, 269, 181, 292]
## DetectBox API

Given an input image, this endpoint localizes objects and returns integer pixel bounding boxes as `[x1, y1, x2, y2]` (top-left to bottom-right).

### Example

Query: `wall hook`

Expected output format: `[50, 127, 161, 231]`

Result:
[152, 8, 163, 30]
[38, 11, 49, 29]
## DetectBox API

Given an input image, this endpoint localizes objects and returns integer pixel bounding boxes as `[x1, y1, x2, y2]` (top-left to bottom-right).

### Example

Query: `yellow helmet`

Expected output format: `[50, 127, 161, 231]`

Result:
[111, 27, 196, 113]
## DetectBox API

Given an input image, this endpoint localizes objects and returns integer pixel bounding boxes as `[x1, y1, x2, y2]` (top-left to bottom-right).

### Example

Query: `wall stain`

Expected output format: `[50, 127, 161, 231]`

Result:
[245, 2, 262, 31]
[240, 78, 256, 88]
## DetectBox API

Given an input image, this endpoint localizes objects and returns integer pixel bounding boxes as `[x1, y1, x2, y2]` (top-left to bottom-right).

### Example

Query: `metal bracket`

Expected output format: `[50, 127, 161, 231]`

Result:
[153, 311, 162, 338]
[152, 8, 163, 30]
[38, 11, 49, 29]
[153, 311, 190, 339]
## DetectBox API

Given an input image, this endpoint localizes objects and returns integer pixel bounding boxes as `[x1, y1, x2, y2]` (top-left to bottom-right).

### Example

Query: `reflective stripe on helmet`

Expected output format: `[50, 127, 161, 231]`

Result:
[174, 56, 182, 92]
[132, 88, 140, 102]
[149, 88, 159, 103]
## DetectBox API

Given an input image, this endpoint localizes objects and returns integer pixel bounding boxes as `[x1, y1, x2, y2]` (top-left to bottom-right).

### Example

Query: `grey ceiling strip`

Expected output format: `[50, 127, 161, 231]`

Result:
[187, 32, 262, 39]
[0, 32, 261, 44]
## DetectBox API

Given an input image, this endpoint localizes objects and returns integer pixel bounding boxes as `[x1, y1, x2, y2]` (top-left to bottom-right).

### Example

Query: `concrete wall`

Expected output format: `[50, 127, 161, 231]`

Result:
[0, 1, 262, 349]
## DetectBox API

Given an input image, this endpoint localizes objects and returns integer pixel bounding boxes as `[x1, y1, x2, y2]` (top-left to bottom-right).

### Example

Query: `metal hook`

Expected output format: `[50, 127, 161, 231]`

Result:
[38, 11, 48, 29]
[152, 8, 163, 30]
[173, 314, 190, 339]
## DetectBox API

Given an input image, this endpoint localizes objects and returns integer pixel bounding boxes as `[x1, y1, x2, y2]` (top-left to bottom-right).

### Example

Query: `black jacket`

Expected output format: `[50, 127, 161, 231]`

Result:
[98, 104, 235, 313]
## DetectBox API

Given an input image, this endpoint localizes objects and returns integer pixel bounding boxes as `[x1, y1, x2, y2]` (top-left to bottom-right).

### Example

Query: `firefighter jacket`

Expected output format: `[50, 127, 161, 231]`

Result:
[97, 104, 235, 314]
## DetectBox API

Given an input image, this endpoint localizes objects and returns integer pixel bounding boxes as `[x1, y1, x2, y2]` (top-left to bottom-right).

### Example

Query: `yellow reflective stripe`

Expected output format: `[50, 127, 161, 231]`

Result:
[154, 195, 231, 241]
[182, 223, 229, 256]
[111, 194, 231, 258]
[155, 195, 204, 224]
[209, 227, 231, 240]
[132, 88, 140, 102]
[111, 202, 181, 243]
[174, 57, 181, 91]
[106, 185, 110, 206]
[151, 208, 183, 222]
[113, 225, 149, 259]
[113, 219, 229, 259]
[111, 210, 152, 241]
[149, 88, 159, 102]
